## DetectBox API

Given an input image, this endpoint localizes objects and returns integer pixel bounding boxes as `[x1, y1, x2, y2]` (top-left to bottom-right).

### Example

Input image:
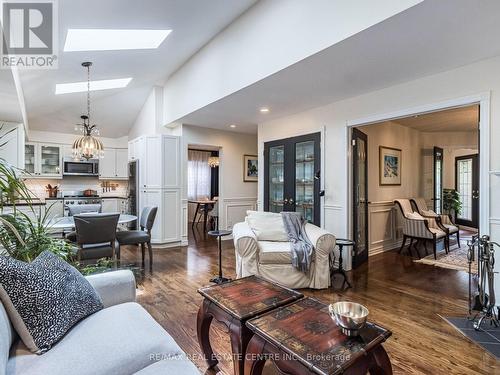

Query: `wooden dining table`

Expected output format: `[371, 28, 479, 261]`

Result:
[189, 199, 216, 231]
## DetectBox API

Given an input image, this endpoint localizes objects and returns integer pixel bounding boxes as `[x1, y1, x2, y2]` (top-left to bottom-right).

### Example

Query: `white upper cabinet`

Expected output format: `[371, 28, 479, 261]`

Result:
[99, 148, 128, 180]
[144, 136, 162, 188]
[0, 123, 24, 169]
[162, 136, 180, 188]
[115, 149, 128, 178]
[24, 142, 62, 178]
[99, 149, 116, 179]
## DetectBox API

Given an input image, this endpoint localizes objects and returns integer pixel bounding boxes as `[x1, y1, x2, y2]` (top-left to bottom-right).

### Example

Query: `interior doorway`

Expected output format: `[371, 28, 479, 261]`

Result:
[350, 104, 480, 263]
[187, 144, 221, 238]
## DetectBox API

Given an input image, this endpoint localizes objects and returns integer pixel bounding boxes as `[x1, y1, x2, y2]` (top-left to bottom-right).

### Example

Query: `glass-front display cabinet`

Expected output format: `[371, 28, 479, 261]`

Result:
[264, 132, 321, 225]
[24, 143, 62, 178]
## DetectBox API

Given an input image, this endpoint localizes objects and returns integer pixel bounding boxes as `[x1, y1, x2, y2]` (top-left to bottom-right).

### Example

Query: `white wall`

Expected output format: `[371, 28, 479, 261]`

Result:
[258, 54, 500, 278]
[128, 86, 165, 139]
[359, 121, 422, 202]
[181, 125, 258, 229]
[162, 0, 422, 124]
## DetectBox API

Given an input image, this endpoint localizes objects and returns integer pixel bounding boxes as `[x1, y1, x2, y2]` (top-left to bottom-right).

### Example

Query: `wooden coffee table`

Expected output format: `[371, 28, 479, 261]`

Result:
[245, 297, 393, 375]
[197, 276, 303, 375]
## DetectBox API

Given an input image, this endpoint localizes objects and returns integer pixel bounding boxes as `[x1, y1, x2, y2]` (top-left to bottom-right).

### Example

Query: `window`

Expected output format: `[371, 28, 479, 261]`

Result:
[187, 150, 211, 200]
[457, 158, 472, 220]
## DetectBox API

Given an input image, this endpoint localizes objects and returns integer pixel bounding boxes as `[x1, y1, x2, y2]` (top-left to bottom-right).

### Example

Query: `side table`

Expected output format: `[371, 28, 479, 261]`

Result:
[331, 238, 355, 289]
[245, 297, 393, 375]
[197, 276, 303, 375]
[208, 229, 232, 284]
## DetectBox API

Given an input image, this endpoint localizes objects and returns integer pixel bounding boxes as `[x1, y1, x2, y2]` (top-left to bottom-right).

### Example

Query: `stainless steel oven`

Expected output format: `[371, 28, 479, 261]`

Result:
[63, 158, 99, 176]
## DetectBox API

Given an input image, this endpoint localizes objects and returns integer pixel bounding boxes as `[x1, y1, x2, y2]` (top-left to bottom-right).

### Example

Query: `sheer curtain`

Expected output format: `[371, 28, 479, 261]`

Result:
[187, 150, 211, 200]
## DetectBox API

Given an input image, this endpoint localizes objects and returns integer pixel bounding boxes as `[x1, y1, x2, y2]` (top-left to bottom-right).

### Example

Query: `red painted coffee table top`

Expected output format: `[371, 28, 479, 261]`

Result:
[198, 276, 303, 320]
[246, 297, 392, 375]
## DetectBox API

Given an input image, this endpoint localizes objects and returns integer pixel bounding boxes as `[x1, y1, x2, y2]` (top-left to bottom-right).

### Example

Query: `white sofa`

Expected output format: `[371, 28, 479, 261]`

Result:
[0, 270, 200, 375]
[233, 211, 335, 289]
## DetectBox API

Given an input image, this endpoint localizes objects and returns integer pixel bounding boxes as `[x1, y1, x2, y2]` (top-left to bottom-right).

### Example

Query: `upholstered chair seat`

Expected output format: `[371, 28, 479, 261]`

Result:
[116, 206, 157, 271]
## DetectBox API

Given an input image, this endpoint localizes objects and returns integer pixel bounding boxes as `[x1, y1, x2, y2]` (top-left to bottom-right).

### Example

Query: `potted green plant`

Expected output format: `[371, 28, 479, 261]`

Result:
[443, 188, 462, 221]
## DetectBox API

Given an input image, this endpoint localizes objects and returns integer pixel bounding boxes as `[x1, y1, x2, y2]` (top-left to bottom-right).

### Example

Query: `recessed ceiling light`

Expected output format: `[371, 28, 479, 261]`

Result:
[55, 78, 132, 95]
[64, 29, 172, 51]
[229, 124, 237, 128]
[260, 107, 270, 113]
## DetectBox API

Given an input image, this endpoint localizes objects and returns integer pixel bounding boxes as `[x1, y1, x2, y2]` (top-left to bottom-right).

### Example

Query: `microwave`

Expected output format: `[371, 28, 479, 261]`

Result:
[63, 158, 99, 176]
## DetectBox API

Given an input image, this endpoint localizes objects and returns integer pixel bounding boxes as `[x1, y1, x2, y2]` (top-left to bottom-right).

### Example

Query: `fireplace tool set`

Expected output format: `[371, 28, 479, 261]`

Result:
[467, 235, 500, 331]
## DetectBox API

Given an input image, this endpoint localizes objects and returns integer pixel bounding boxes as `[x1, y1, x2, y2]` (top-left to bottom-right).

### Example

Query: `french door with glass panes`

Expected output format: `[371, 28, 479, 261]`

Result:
[455, 154, 479, 228]
[264, 133, 321, 226]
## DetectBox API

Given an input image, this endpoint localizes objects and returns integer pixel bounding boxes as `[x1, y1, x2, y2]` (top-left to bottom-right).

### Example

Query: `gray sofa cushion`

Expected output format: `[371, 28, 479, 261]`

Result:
[133, 356, 200, 374]
[0, 251, 103, 354]
[7, 302, 185, 375]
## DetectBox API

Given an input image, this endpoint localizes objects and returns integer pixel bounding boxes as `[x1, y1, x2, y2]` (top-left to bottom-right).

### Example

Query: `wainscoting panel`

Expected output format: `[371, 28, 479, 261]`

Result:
[222, 197, 257, 230]
[181, 199, 188, 244]
[368, 201, 402, 255]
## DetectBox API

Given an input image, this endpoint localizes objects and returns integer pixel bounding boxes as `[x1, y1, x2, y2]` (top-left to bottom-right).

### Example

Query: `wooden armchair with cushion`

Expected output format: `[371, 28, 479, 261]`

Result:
[410, 197, 460, 248]
[394, 199, 448, 259]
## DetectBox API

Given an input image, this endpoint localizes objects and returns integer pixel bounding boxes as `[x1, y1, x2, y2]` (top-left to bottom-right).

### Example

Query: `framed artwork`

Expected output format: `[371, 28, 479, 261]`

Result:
[243, 155, 258, 182]
[379, 146, 401, 185]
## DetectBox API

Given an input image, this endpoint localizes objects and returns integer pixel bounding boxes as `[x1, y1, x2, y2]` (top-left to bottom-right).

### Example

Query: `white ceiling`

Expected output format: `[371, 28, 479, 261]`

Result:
[393, 105, 479, 133]
[19, 0, 257, 137]
[178, 0, 500, 134]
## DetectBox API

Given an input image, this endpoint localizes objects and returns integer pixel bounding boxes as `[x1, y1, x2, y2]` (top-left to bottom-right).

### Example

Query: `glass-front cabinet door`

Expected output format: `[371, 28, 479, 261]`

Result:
[268, 145, 285, 213]
[24, 143, 62, 178]
[24, 143, 36, 174]
[264, 133, 321, 226]
[39, 145, 61, 176]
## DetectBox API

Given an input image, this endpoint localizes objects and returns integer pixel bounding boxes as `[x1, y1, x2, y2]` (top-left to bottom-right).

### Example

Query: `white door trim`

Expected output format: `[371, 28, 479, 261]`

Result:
[345, 92, 490, 264]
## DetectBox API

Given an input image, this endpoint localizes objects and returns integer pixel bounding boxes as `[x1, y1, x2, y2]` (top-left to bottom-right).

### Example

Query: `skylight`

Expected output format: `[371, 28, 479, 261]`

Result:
[64, 29, 172, 51]
[55, 78, 132, 95]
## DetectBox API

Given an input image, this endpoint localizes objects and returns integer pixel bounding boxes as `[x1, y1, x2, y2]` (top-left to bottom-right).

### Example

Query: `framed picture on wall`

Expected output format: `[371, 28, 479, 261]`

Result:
[243, 155, 258, 182]
[379, 146, 401, 185]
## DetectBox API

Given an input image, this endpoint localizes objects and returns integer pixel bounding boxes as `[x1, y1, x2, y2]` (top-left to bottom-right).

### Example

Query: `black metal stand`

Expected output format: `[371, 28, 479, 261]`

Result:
[208, 230, 232, 284]
[331, 239, 354, 290]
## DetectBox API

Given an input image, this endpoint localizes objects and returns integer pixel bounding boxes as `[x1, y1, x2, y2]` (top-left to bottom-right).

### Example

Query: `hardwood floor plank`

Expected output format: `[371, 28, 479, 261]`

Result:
[120, 229, 499, 374]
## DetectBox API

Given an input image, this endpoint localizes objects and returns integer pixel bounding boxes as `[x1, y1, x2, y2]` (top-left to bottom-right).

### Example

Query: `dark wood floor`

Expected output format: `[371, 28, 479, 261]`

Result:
[120, 226, 499, 374]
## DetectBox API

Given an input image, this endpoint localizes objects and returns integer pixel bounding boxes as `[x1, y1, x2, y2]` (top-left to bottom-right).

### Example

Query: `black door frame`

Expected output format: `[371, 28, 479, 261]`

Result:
[264, 132, 321, 226]
[433, 147, 444, 214]
[455, 153, 479, 228]
[352, 128, 368, 269]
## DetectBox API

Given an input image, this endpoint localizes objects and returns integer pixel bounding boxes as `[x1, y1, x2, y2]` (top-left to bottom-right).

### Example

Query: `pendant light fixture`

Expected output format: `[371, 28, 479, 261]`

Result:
[208, 156, 220, 168]
[72, 62, 104, 160]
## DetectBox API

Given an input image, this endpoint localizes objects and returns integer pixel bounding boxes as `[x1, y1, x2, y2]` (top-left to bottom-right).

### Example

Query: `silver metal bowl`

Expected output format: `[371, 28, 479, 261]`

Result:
[328, 301, 369, 337]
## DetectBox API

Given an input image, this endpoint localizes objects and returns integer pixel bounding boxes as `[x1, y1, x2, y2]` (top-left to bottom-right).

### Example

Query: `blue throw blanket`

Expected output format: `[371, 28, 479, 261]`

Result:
[281, 212, 313, 273]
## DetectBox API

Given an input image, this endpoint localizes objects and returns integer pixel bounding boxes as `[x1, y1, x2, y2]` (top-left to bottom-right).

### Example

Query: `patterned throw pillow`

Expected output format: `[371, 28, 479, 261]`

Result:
[0, 251, 103, 354]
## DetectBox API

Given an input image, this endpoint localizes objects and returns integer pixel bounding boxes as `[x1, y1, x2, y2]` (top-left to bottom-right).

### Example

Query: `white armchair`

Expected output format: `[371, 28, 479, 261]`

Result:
[233, 211, 335, 289]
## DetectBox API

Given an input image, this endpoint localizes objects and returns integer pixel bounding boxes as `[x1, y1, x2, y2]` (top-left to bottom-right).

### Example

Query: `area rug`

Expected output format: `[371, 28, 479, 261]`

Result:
[414, 245, 477, 273]
[443, 316, 500, 360]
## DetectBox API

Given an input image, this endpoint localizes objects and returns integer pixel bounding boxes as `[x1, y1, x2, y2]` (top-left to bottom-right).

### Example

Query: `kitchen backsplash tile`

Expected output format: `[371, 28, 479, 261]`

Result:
[24, 177, 128, 199]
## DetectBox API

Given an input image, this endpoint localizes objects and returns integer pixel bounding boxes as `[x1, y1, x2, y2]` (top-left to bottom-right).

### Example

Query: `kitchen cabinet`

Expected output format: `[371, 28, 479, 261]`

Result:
[99, 148, 128, 180]
[24, 142, 62, 178]
[0, 123, 24, 169]
[129, 135, 181, 245]
[139, 189, 162, 242]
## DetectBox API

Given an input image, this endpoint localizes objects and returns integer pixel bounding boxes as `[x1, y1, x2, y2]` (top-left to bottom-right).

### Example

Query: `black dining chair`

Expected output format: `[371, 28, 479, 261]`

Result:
[116, 206, 157, 271]
[65, 204, 103, 242]
[74, 213, 120, 261]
